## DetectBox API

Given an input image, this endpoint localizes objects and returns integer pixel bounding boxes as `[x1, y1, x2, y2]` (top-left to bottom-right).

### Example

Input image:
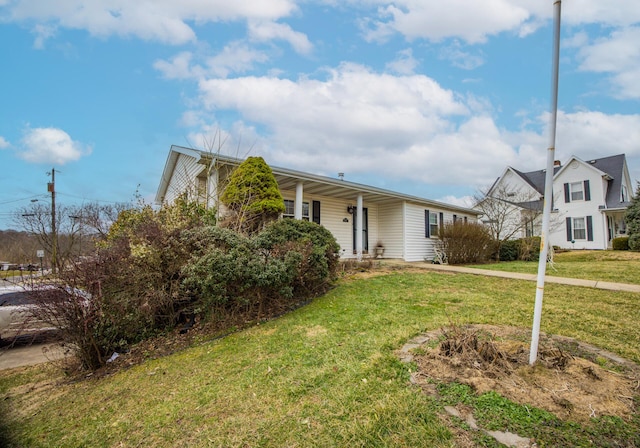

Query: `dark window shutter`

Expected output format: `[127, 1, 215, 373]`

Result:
[566, 217, 572, 241]
[586, 215, 593, 241]
[312, 200, 321, 224]
[453, 214, 457, 223]
[425, 210, 430, 238]
[439, 212, 444, 233]
[584, 180, 591, 201]
[564, 183, 570, 203]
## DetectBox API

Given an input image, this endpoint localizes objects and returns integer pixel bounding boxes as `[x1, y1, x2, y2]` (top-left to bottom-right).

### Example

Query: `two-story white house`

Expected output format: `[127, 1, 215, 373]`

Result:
[484, 154, 634, 250]
[156, 145, 481, 262]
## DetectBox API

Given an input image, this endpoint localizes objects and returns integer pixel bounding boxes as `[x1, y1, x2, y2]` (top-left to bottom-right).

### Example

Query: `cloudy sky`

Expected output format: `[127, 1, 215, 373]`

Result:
[1, 0, 639, 229]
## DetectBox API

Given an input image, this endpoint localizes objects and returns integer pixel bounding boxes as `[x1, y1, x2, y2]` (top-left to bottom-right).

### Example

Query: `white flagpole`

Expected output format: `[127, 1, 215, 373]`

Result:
[530, 0, 562, 365]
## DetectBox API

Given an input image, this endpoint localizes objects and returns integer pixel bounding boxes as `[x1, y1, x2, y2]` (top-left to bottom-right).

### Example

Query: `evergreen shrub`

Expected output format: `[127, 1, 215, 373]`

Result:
[612, 236, 629, 251]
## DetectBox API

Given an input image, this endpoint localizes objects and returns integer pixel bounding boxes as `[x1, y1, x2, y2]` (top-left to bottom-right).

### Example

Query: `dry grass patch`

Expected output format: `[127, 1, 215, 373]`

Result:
[410, 324, 640, 424]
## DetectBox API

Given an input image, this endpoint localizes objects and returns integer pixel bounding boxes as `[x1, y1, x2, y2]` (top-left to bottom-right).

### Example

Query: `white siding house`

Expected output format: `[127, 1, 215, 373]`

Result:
[156, 145, 481, 262]
[484, 154, 634, 250]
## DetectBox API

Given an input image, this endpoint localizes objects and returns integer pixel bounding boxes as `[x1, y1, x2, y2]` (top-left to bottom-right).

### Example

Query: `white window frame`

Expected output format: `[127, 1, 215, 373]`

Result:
[573, 217, 586, 240]
[429, 212, 438, 237]
[283, 199, 309, 220]
[570, 181, 584, 202]
[283, 199, 295, 218]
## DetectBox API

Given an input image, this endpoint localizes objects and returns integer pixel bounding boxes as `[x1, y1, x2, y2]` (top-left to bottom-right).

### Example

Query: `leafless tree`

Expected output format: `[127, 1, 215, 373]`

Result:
[474, 184, 562, 248]
[78, 202, 130, 238]
[13, 201, 131, 270]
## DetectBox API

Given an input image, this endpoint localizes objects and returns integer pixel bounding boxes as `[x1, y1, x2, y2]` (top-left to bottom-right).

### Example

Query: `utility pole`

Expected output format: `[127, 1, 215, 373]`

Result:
[48, 168, 58, 275]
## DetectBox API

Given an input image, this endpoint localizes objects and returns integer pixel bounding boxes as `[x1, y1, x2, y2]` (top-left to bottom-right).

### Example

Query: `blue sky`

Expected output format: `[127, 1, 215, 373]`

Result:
[1, 0, 639, 229]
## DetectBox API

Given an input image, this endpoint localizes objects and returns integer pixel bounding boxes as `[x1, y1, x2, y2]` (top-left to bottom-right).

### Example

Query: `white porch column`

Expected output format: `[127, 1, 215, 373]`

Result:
[295, 182, 304, 220]
[356, 194, 363, 261]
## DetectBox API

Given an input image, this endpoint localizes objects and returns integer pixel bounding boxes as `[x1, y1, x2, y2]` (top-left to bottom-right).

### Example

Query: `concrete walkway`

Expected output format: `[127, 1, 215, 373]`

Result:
[384, 260, 640, 293]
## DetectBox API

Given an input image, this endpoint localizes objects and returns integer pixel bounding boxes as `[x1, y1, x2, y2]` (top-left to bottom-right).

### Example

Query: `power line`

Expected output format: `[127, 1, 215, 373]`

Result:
[0, 195, 47, 205]
[56, 192, 132, 205]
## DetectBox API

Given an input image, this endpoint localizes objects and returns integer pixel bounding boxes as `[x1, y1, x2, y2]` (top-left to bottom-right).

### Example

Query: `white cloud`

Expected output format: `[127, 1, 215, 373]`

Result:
[194, 64, 528, 187]
[577, 26, 640, 99]
[364, 0, 531, 44]
[560, 0, 640, 27]
[154, 43, 270, 80]
[439, 41, 485, 70]
[555, 110, 640, 159]
[205, 42, 270, 78]
[18, 127, 91, 165]
[248, 20, 313, 55]
[3, 0, 299, 45]
[359, 0, 640, 45]
[189, 60, 640, 189]
[31, 23, 57, 49]
[154, 52, 200, 80]
[437, 195, 475, 208]
[0, 136, 9, 148]
[385, 48, 419, 75]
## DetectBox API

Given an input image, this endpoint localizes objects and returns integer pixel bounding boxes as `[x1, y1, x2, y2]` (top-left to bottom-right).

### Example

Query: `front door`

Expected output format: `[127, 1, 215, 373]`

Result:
[352, 207, 368, 253]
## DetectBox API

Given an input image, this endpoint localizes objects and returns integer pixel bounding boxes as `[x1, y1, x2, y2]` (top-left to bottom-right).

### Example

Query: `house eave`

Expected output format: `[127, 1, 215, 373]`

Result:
[168, 145, 482, 216]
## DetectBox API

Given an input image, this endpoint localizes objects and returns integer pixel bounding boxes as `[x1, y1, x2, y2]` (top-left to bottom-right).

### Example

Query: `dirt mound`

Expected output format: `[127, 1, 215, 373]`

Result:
[407, 325, 640, 424]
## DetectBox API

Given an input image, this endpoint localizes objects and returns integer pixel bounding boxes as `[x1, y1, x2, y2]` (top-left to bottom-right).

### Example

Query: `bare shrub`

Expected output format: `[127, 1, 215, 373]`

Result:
[438, 221, 494, 265]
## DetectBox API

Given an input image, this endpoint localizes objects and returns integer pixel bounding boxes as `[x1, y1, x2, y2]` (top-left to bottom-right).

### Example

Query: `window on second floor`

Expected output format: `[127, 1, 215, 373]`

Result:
[570, 181, 584, 201]
[622, 185, 628, 202]
[564, 180, 591, 203]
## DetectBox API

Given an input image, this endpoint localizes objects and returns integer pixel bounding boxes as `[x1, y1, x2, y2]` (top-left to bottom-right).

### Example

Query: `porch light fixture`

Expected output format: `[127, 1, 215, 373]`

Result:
[347, 205, 355, 214]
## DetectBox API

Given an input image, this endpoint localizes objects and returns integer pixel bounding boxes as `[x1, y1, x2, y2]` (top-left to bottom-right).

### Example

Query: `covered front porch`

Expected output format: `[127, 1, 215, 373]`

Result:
[604, 209, 628, 248]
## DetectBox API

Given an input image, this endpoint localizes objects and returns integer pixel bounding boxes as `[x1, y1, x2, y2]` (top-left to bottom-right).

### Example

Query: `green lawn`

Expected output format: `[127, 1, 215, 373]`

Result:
[468, 250, 640, 285]
[1, 268, 639, 447]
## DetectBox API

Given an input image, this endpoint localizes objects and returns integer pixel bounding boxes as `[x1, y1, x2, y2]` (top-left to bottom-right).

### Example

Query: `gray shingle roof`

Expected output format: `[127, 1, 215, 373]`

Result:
[515, 154, 628, 209]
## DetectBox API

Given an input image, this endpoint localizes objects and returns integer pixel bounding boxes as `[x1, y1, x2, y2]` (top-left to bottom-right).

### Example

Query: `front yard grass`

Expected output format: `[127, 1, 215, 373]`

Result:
[1, 269, 639, 447]
[468, 249, 640, 285]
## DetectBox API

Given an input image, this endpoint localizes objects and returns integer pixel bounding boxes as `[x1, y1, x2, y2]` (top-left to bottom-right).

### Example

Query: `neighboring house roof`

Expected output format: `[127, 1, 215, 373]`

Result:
[590, 154, 631, 209]
[513, 166, 561, 194]
[157, 145, 481, 216]
[499, 154, 630, 210]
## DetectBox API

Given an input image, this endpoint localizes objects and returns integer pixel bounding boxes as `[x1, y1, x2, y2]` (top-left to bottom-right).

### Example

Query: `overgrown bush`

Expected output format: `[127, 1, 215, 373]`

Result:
[180, 226, 297, 319]
[26, 198, 215, 370]
[36, 201, 340, 370]
[255, 219, 340, 296]
[437, 222, 494, 264]
[612, 236, 629, 251]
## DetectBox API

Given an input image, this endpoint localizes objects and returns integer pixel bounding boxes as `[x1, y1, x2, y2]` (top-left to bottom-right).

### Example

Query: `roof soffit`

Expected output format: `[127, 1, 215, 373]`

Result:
[178, 147, 480, 215]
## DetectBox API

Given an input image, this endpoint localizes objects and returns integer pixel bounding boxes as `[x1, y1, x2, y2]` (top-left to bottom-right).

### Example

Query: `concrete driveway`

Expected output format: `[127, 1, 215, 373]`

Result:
[0, 342, 68, 370]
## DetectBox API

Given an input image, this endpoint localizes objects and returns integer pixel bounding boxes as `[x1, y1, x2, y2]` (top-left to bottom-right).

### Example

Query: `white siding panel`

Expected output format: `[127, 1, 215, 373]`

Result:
[163, 154, 203, 204]
[378, 203, 404, 259]
[404, 203, 436, 262]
